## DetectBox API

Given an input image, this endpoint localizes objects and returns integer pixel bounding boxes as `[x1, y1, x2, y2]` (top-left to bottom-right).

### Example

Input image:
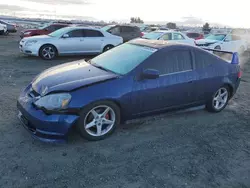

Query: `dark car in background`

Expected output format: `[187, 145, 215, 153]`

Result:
[186, 32, 204, 40]
[17, 39, 241, 142]
[0, 20, 17, 33]
[20, 23, 70, 39]
[101, 24, 143, 42]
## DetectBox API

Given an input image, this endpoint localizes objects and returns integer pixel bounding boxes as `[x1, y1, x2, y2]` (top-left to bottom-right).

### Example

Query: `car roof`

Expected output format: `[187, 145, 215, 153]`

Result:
[63, 26, 102, 31]
[128, 38, 192, 49]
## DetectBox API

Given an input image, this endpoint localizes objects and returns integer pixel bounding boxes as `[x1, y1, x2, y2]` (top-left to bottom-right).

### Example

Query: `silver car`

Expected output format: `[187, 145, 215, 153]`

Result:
[19, 27, 123, 60]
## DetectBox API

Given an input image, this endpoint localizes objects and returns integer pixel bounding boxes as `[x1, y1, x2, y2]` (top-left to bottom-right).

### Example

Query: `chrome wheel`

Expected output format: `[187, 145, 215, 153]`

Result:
[42, 46, 55, 59]
[84, 105, 116, 137]
[213, 88, 228, 110]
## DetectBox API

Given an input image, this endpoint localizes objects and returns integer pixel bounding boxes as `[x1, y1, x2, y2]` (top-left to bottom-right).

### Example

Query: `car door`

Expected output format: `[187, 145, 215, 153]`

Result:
[192, 49, 222, 102]
[81, 29, 105, 53]
[131, 49, 196, 114]
[120, 26, 135, 42]
[57, 29, 85, 54]
[172, 32, 191, 44]
[221, 34, 242, 52]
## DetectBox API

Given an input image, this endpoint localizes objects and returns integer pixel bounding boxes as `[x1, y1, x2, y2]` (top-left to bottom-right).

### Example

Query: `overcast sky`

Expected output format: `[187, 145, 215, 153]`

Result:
[0, 0, 248, 27]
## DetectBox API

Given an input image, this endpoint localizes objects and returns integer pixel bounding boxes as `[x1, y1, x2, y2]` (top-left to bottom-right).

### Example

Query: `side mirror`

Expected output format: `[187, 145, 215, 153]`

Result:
[62, 34, 69, 38]
[44, 28, 48, 31]
[140, 69, 160, 80]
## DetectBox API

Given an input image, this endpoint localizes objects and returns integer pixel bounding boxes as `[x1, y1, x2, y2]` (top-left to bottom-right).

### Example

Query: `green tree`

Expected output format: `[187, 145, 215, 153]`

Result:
[130, 17, 144, 24]
[202, 22, 211, 33]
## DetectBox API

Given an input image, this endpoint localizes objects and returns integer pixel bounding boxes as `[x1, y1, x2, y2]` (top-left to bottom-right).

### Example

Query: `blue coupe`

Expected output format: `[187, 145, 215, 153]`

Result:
[17, 39, 241, 142]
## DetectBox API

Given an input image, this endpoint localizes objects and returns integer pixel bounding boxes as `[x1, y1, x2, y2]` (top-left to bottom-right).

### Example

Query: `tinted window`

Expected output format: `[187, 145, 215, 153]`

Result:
[194, 50, 215, 69]
[173, 33, 184, 40]
[187, 33, 199, 38]
[145, 50, 192, 75]
[67, 29, 84, 37]
[84, 29, 104, 37]
[91, 44, 156, 75]
[46, 25, 55, 31]
[121, 26, 134, 32]
[54, 25, 66, 30]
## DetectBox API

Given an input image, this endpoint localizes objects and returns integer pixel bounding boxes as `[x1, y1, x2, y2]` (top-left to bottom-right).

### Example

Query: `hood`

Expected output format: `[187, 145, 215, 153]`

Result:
[196, 39, 219, 44]
[21, 35, 52, 43]
[22, 29, 39, 33]
[32, 60, 118, 96]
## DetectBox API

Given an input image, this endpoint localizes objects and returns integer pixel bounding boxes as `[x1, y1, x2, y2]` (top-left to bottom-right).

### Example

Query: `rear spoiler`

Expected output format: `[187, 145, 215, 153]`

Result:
[202, 48, 239, 65]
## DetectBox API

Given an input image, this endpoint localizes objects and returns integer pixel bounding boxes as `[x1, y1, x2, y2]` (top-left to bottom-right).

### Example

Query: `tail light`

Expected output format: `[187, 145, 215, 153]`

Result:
[238, 70, 242, 78]
[140, 32, 144, 37]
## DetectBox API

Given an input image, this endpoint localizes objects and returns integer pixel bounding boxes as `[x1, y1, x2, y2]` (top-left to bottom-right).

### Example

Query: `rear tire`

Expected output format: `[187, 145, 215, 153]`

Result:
[77, 100, 120, 141]
[39, 44, 57, 60]
[206, 86, 230, 113]
[103, 45, 114, 53]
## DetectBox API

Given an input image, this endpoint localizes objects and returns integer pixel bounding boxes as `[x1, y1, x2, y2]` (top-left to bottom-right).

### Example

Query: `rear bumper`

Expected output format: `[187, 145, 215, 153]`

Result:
[17, 86, 79, 143]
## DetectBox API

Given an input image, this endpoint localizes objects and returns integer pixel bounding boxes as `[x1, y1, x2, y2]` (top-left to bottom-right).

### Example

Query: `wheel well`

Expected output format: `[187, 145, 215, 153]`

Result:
[39, 44, 58, 54]
[224, 84, 234, 98]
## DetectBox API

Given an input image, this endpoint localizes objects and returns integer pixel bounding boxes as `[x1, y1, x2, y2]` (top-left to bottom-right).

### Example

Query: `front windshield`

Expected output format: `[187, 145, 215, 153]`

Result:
[38, 23, 49, 29]
[90, 43, 157, 75]
[142, 32, 163, 39]
[48, 27, 69, 37]
[205, 34, 226, 41]
[101, 25, 114, 31]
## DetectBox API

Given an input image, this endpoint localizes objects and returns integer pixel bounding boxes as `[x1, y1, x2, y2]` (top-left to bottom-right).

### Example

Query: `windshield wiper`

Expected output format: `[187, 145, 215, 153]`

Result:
[88, 61, 119, 75]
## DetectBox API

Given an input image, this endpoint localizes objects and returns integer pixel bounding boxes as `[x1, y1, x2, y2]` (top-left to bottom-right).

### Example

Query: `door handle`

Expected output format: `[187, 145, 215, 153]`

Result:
[80, 39, 84, 41]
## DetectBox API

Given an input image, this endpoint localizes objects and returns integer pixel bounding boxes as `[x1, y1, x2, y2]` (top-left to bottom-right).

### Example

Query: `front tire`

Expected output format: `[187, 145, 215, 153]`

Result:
[103, 45, 114, 53]
[77, 101, 120, 141]
[39, 44, 57, 60]
[206, 86, 230, 113]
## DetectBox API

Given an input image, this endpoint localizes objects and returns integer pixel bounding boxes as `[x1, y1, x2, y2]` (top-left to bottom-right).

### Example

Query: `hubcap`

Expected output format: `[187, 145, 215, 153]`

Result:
[84, 105, 115, 137]
[213, 88, 228, 110]
[42, 47, 55, 59]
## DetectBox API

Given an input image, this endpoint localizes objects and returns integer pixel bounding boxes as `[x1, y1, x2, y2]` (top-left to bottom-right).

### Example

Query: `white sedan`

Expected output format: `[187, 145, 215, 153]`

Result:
[19, 27, 123, 60]
[141, 30, 196, 46]
[0, 23, 7, 35]
[195, 33, 247, 54]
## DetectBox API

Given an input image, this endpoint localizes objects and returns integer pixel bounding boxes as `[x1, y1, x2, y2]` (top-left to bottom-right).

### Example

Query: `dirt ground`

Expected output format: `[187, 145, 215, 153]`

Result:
[0, 32, 250, 188]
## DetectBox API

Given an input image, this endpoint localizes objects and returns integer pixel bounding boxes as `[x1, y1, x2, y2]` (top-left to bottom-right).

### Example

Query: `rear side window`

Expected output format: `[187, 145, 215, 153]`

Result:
[67, 29, 84, 37]
[194, 50, 215, 69]
[145, 50, 192, 75]
[187, 33, 199, 38]
[84, 29, 104, 37]
[54, 25, 66, 30]
[121, 26, 134, 32]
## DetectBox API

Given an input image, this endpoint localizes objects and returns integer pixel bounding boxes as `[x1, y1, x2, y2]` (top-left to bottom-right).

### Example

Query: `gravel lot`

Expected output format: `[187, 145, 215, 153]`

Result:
[0, 31, 250, 188]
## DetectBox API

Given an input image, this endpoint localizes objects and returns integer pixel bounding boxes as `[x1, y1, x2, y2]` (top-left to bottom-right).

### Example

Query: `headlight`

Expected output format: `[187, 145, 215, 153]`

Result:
[34, 93, 71, 111]
[25, 40, 38, 46]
